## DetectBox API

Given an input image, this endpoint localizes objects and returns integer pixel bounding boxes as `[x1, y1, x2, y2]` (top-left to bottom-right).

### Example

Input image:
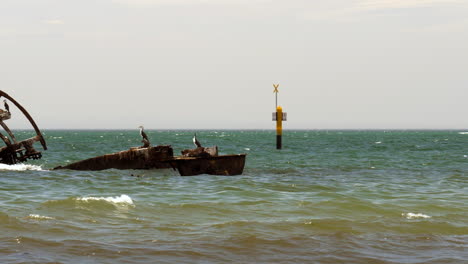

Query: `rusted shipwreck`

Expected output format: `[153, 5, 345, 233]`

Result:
[0, 91, 47, 165]
[0, 90, 246, 176]
[54, 145, 246, 176]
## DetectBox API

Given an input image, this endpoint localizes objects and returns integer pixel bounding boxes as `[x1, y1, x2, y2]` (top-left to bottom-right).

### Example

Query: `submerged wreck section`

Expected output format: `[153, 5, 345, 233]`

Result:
[54, 144, 246, 176]
[0, 91, 47, 165]
[175, 145, 245, 176]
[54, 146, 173, 171]
[171, 154, 246, 176]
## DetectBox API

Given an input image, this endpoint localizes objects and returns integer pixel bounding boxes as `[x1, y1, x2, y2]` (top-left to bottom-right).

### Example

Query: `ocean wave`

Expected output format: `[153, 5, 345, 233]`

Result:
[43, 195, 135, 211]
[76, 194, 134, 206]
[402, 213, 431, 219]
[0, 163, 43, 171]
[458, 132, 468, 134]
[26, 214, 55, 220]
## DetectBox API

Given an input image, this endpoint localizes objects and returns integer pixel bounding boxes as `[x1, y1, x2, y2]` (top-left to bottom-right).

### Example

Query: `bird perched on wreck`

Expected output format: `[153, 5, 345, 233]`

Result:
[4, 99, 9, 113]
[193, 133, 202, 148]
[138, 125, 150, 148]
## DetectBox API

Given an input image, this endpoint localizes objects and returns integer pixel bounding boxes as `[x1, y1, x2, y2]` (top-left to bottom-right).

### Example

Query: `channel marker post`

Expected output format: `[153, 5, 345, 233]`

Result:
[272, 84, 287, 149]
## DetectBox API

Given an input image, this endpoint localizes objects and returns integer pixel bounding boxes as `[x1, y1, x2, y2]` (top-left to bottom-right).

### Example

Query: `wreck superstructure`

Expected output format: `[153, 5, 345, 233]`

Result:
[0, 91, 47, 164]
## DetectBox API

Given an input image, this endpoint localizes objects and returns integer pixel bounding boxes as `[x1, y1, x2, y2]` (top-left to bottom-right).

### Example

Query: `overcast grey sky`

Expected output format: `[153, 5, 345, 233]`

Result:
[1, 0, 467, 129]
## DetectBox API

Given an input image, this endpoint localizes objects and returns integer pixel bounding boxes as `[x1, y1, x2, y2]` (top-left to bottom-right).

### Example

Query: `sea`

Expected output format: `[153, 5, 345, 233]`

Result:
[0, 130, 467, 264]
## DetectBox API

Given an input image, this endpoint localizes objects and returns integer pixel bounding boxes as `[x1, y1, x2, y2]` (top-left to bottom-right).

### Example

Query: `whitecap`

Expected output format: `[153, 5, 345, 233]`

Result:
[26, 214, 55, 220]
[375, 141, 382, 144]
[458, 132, 468, 135]
[0, 164, 43, 171]
[244, 148, 250, 151]
[76, 194, 134, 206]
[402, 213, 431, 219]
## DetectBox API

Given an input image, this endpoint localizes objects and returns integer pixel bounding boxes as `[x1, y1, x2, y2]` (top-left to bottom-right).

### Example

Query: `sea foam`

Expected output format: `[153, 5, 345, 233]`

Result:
[0, 164, 43, 171]
[76, 194, 134, 206]
[459, 132, 468, 135]
[26, 214, 55, 220]
[402, 213, 431, 219]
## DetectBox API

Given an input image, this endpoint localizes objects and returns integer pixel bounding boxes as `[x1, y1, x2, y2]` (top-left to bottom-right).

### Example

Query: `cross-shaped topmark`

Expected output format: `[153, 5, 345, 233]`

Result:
[273, 84, 279, 93]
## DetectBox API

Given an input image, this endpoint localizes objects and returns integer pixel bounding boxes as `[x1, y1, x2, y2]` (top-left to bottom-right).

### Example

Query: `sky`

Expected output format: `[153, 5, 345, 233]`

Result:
[1, 0, 467, 129]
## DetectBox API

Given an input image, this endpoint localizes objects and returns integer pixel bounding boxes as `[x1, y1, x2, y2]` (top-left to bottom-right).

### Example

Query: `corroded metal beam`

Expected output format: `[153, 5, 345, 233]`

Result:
[0, 131, 12, 147]
[0, 121, 17, 144]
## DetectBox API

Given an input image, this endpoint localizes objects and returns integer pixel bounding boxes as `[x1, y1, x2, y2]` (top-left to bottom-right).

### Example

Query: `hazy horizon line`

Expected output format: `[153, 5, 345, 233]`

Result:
[9, 128, 468, 131]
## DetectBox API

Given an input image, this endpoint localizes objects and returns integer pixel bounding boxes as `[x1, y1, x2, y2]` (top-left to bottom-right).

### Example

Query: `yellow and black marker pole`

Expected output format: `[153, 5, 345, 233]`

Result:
[273, 84, 286, 149]
[276, 106, 283, 149]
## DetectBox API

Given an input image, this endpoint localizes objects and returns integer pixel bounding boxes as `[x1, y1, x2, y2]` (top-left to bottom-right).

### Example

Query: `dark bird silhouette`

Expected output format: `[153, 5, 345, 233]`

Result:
[193, 133, 202, 148]
[4, 99, 9, 113]
[138, 125, 150, 147]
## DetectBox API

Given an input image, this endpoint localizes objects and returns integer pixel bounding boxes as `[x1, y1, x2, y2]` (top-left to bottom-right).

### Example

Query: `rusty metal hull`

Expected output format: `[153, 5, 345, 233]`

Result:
[54, 146, 174, 171]
[54, 145, 246, 176]
[171, 154, 246, 176]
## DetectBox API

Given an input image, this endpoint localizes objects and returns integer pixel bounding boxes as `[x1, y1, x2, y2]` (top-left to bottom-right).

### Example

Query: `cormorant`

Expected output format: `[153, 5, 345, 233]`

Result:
[193, 133, 202, 148]
[138, 125, 150, 147]
[4, 99, 9, 113]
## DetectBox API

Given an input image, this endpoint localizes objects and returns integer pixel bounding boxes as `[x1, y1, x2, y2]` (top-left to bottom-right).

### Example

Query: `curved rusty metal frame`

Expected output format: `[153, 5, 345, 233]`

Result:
[0, 90, 47, 150]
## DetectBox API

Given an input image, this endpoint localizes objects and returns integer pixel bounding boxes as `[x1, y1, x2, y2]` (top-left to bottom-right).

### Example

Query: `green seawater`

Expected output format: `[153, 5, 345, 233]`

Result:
[0, 130, 467, 263]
